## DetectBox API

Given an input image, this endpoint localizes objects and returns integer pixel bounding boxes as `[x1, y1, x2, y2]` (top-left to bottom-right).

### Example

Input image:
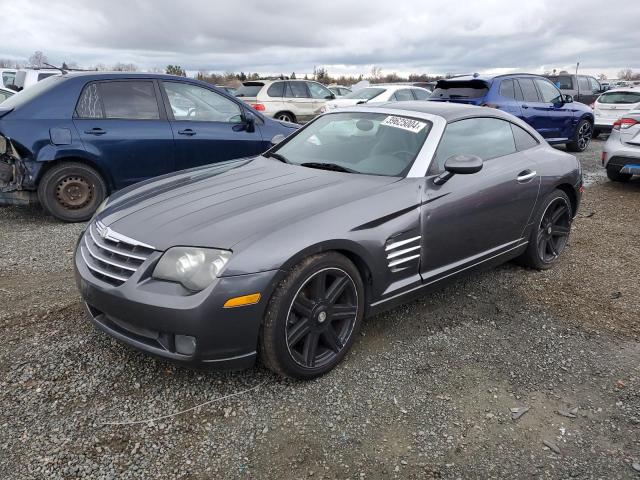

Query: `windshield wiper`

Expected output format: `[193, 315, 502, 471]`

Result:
[300, 162, 356, 173]
[264, 152, 290, 163]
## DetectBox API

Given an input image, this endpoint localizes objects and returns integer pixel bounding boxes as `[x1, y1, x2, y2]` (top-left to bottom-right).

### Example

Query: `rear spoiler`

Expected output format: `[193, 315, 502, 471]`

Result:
[435, 79, 491, 89]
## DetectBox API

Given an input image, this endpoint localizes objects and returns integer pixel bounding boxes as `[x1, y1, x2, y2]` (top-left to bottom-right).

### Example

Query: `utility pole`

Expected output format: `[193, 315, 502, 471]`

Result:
[575, 62, 580, 99]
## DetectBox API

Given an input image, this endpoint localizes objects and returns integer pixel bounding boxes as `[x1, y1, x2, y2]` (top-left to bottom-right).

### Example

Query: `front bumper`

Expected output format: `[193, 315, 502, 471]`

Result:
[75, 242, 282, 370]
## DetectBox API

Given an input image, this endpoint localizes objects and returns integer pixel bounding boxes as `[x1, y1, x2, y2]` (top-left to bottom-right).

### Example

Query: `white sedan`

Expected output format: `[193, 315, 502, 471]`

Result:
[322, 84, 431, 112]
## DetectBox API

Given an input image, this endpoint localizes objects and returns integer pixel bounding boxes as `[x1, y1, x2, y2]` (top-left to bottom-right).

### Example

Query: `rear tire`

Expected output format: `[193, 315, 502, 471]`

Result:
[37, 161, 107, 223]
[566, 119, 592, 152]
[515, 189, 573, 270]
[606, 167, 632, 182]
[259, 252, 364, 379]
[275, 112, 296, 123]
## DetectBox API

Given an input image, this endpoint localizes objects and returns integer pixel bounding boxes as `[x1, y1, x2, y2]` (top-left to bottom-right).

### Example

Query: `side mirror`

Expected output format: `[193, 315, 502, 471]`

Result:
[244, 111, 256, 132]
[325, 93, 336, 100]
[563, 94, 573, 103]
[270, 134, 286, 146]
[434, 154, 483, 185]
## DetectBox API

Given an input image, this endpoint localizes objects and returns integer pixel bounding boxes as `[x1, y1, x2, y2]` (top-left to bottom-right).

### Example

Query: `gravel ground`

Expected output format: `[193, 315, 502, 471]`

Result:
[1, 139, 639, 479]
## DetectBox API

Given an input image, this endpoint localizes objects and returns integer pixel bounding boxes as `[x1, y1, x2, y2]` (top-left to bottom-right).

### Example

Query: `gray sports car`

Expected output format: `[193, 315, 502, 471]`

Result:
[74, 102, 583, 379]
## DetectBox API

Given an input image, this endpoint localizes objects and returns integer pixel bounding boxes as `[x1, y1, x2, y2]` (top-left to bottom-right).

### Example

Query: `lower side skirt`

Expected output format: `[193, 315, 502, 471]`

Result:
[0, 190, 38, 206]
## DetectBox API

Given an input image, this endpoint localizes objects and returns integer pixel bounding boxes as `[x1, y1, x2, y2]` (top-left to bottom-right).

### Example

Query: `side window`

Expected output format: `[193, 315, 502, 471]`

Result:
[430, 118, 517, 174]
[267, 82, 285, 97]
[411, 89, 430, 100]
[499, 79, 515, 99]
[511, 123, 539, 151]
[2, 72, 15, 86]
[516, 78, 540, 102]
[163, 81, 241, 122]
[577, 76, 590, 92]
[99, 81, 160, 120]
[393, 89, 414, 101]
[340, 88, 351, 96]
[75, 82, 104, 118]
[307, 82, 333, 99]
[588, 77, 600, 93]
[286, 82, 310, 98]
[534, 79, 562, 103]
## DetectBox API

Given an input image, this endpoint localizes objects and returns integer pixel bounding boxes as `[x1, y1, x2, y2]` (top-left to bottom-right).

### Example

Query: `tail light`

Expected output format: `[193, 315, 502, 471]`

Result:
[613, 117, 639, 130]
[250, 103, 265, 111]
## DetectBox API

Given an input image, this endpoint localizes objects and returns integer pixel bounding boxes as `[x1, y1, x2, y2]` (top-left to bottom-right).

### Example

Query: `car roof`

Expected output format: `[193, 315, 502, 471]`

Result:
[60, 71, 199, 81]
[600, 87, 639, 93]
[440, 73, 549, 83]
[356, 100, 517, 122]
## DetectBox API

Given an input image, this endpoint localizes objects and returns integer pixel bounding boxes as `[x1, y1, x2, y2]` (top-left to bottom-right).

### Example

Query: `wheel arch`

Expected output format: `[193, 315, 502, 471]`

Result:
[554, 182, 578, 218]
[274, 110, 297, 122]
[36, 156, 115, 193]
[268, 240, 376, 309]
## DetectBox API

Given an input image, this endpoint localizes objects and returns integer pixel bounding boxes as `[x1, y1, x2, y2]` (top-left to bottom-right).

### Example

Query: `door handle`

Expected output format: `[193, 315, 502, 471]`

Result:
[521, 104, 529, 109]
[84, 128, 106, 135]
[517, 170, 537, 182]
[178, 129, 196, 136]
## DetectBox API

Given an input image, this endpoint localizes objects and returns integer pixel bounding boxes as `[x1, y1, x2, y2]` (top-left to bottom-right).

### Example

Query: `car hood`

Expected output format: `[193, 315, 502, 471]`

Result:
[99, 156, 399, 251]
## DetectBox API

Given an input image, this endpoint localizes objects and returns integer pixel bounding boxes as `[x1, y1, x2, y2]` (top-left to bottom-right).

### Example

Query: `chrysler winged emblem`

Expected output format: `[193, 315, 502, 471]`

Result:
[96, 221, 110, 239]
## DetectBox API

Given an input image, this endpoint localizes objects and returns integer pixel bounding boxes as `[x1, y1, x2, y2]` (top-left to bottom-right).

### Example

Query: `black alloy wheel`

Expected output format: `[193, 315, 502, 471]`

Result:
[566, 119, 592, 152]
[285, 268, 358, 369]
[260, 252, 364, 379]
[536, 197, 572, 264]
[515, 189, 573, 270]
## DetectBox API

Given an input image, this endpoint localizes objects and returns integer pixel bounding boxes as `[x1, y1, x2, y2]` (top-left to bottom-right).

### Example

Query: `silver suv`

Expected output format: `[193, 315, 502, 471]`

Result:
[235, 79, 335, 123]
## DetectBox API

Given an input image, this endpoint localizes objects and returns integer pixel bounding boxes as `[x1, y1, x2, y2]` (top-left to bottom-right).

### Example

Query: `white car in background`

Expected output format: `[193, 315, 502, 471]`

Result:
[0, 86, 15, 103]
[13, 68, 61, 91]
[593, 88, 640, 138]
[235, 79, 335, 123]
[0, 68, 17, 88]
[322, 84, 431, 112]
[601, 111, 640, 182]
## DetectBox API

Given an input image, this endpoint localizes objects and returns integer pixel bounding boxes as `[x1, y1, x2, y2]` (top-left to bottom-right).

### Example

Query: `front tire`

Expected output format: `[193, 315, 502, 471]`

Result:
[37, 161, 107, 223]
[259, 252, 364, 379]
[606, 167, 632, 182]
[566, 119, 592, 152]
[515, 190, 573, 270]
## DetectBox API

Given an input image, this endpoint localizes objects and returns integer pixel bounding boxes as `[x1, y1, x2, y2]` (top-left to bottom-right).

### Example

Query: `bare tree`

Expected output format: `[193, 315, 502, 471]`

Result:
[370, 65, 382, 81]
[598, 73, 608, 80]
[28, 50, 48, 68]
[618, 69, 634, 81]
[112, 62, 138, 72]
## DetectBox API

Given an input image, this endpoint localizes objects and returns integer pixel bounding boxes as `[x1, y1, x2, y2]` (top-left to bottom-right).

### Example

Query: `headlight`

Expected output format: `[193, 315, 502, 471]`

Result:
[153, 247, 231, 292]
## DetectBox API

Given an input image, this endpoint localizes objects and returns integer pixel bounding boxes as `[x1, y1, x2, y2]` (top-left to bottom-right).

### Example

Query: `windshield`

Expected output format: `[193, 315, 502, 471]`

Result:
[343, 87, 385, 100]
[598, 91, 640, 104]
[271, 112, 431, 176]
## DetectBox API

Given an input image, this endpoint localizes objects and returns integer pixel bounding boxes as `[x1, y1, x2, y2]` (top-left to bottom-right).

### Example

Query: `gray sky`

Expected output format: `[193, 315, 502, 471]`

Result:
[2, 0, 639, 78]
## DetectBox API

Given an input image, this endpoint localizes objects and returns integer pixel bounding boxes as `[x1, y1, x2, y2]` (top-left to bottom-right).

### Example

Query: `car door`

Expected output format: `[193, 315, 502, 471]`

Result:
[307, 81, 334, 115]
[73, 80, 175, 188]
[533, 78, 571, 141]
[419, 117, 540, 284]
[285, 81, 316, 122]
[515, 77, 554, 138]
[161, 81, 267, 170]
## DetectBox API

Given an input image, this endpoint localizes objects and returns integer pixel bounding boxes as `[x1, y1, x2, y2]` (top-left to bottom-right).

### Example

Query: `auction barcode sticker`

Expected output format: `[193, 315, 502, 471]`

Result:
[380, 116, 426, 133]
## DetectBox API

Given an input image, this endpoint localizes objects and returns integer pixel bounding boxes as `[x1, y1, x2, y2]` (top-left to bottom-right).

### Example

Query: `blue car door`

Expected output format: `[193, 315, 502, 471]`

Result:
[73, 80, 175, 189]
[533, 78, 572, 141]
[161, 81, 266, 170]
[514, 77, 554, 138]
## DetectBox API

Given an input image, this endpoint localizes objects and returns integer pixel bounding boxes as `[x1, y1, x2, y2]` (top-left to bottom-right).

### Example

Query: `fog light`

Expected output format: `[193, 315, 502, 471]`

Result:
[175, 334, 197, 355]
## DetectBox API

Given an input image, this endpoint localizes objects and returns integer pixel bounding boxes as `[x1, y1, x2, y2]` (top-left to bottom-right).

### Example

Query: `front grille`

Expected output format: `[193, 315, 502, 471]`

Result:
[80, 221, 155, 286]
